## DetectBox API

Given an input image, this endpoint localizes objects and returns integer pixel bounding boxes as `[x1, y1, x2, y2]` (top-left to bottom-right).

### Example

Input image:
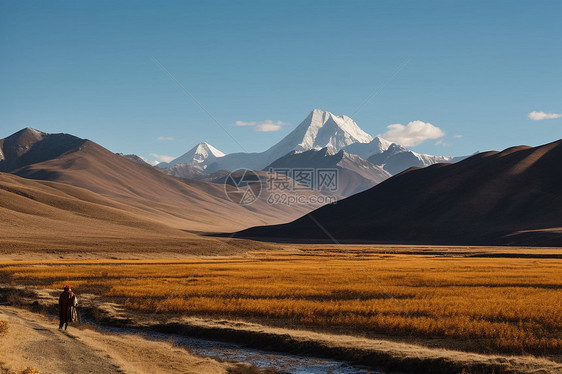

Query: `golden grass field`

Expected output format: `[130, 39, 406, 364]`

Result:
[0, 246, 560, 356]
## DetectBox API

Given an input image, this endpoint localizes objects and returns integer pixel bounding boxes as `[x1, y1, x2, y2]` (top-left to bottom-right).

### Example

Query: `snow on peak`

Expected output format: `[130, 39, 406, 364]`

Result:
[167, 142, 225, 167]
[302, 109, 373, 150]
[339, 135, 393, 160]
[372, 136, 393, 152]
[194, 142, 225, 158]
[264, 109, 373, 162]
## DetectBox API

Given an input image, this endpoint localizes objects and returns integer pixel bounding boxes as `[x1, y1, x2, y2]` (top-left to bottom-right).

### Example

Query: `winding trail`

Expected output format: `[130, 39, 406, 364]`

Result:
[0, 306, 231, 374]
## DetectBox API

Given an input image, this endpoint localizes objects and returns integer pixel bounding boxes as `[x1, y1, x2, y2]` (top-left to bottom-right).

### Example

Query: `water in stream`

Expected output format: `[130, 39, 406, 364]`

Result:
[101, 325, 380, 373]
[171, 334, 379, 374]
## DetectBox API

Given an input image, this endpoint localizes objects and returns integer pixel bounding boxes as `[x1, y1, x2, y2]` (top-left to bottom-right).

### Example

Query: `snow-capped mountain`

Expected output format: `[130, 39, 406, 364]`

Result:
[368, 143, 466, 175]
[158, 142, 225, 169]
[157, 109, 465, 177]
[264, 108, 373, 161]
[342, 136, 393, 160]
[177, 109, 376, 172]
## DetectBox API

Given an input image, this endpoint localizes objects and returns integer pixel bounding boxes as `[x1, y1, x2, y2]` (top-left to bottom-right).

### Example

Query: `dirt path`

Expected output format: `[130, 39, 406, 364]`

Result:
[0, 306, 233, 374]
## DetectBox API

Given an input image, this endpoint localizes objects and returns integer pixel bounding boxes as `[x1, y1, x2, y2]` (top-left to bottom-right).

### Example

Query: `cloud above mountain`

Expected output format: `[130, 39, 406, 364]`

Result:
[256, 120, 288, 132]
[236, 120, 288, 132]
[380, 120, 445, 146]
[157, 136, 174, 141]
[528, 111, 562, 120]
[235, 121, 256, 126]
[149, 153, 174, 163]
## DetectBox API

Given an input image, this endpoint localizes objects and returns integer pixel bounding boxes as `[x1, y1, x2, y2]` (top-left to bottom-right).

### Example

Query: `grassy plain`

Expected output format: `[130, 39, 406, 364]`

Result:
[0, 246, 560, 356]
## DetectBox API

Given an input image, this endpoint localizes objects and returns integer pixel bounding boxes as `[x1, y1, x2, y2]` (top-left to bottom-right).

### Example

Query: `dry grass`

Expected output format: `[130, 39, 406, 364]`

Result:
[1, 248, 560, 355]
[20, 369, 39, 374]
[0, 368, 40, 374]
[0, 321, 7, 336]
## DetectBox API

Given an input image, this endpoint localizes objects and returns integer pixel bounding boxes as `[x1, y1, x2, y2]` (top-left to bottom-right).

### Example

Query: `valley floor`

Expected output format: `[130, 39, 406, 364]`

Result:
[0, 244, 560, 374]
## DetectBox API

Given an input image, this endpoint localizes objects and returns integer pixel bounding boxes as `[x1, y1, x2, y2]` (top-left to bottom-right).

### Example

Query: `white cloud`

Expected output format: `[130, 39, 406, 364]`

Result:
[256, 124, 281, 132]
[235, 120, 256, 126]
[235, 119, 288, 132]
[256, 120, 288, 132]
[149, 153, 175, 163]
[380, 120, 445, 146]
[453, 134, 463, 139]
[528, 111, 562, 120]
[157, 136, 174, 141]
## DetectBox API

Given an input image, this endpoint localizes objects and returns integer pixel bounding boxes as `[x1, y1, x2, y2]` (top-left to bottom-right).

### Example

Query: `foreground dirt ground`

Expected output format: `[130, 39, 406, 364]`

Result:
[0, 306, 235, 374]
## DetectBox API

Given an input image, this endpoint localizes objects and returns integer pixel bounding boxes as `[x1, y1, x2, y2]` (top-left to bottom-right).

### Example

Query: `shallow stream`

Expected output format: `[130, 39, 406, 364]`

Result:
[101, 325, 381, 373]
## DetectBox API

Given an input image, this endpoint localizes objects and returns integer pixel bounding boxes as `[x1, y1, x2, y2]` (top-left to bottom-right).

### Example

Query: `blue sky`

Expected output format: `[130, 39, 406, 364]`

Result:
[1, 0, 561, 162]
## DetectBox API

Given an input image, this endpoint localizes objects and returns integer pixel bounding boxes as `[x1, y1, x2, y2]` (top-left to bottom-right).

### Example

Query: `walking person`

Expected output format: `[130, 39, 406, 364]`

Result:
[58, 285, 77, 330]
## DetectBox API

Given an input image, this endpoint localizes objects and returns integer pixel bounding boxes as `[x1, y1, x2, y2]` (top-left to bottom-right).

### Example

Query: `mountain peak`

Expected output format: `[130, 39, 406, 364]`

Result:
[160, 141, 225, 168]
[194, 142, 225, 157]
[305, 109, 372, 141]
[342, 136, 393, 160]
[1, 127, 46, 162]
[23, 126, 43, 133]
[9, 127, 45, 141]
[263, 109, 373, 163]
[0, 128, 86, 172]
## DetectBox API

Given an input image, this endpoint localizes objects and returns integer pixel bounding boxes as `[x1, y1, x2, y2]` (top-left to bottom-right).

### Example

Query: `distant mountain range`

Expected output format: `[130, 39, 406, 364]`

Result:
[368, 143, 468, 175]
[159, 109, 376, 171]
[157, 109, 464, 196]
[2, 126, 561, 247]
[237, 139, 562, 246]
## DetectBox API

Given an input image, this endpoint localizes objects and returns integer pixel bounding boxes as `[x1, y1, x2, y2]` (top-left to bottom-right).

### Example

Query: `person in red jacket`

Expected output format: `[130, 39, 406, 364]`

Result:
[58, 285, 77, 330]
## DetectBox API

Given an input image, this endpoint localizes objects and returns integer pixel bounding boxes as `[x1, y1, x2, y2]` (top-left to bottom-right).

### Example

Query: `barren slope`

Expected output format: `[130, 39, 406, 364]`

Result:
[0, 128, 321, 236]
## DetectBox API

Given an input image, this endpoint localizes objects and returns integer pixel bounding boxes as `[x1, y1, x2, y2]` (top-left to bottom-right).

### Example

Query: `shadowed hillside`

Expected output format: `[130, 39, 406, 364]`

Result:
[237, 139, 562, 246]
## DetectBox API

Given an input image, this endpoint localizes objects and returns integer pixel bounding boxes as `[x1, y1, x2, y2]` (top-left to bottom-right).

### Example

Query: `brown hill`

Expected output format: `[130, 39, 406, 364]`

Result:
[236, 139, 562, 246]
[0, 128, 321, 237]
[0, 171, 279, 255]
